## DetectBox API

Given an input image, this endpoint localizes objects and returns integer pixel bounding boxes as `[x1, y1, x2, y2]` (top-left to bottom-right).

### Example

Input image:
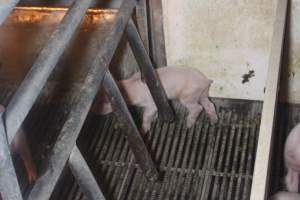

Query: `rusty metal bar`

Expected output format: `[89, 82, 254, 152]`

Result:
[4, 0, 93, 145]
[0, 112, 22, 200]
[69, 146, 106, 200]
[103, 72, 159, 181]
[0, 0, 19, 24]
[126, 20, 174, 121]
[27, 0, 147, 199]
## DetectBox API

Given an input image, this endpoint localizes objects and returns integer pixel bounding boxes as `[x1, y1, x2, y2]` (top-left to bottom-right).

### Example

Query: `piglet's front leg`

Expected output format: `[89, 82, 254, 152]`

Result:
[141, 105, 157, 135]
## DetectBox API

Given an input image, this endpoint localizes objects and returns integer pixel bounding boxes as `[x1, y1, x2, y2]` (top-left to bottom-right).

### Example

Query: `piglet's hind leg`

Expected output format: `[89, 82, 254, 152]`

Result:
[184, 104, 203, 128]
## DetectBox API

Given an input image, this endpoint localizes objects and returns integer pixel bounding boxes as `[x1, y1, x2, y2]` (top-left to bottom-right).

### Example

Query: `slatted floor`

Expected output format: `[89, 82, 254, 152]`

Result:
[0, 85, 262, 200]
[53, 101, 262, 200]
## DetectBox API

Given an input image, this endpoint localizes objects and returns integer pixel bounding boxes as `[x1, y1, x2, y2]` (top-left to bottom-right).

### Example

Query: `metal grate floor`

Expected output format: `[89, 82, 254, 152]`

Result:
[53, 101, 261, 200]
[0, 85, 262, 200]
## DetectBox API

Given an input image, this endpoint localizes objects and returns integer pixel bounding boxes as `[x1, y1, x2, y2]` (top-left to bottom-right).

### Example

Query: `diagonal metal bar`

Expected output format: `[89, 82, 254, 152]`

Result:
[5, 0, 93, 145]
[0, 112, 22, 200]
[69, 146, 106, 200]
[27, 66, 107, 200]
[126, 19, 174, 121]
[0, 0, 19, 24]
[103, 72, 159, 180]
[0, 1, 22, 199]
[27, 0, 146, 199]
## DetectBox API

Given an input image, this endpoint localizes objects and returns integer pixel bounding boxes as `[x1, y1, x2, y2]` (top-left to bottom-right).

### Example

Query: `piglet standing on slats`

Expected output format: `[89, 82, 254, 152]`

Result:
[0, 104, 37, 183]
[93, 66, 218, 133]
[269, 191, 300, 200]
[284, 123, 300, 192]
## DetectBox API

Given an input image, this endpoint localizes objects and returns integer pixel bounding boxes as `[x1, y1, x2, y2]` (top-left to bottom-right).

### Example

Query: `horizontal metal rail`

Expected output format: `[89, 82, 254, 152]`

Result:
[27, 0, 153, 199]
[126, 19, 174, 121]
[69, 146, 106, 200]
[0, 0, 19, 24]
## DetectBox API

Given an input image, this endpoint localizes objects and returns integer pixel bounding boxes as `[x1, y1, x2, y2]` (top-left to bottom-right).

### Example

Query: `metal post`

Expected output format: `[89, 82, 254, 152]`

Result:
[5, 0, 93, 145]
[0, 113, 22, 200]
[0, 0, 19, 24]
[103, 72, 159, 180]
[27, 0, 141, 199]
[126, 20, 174, 121]
[69, 146, 106, 200]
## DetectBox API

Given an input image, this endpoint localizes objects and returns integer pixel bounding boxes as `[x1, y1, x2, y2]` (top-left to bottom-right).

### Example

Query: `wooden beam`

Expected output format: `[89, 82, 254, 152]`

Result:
[250, 0, 288, 199]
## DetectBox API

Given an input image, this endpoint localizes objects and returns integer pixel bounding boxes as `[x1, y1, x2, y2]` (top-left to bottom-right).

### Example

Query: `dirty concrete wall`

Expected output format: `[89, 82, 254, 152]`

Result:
[162, 0, 300, 103]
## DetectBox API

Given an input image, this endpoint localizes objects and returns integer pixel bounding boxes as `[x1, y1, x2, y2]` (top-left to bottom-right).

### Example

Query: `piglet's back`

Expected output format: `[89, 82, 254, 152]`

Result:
[156, 66, 212, 99]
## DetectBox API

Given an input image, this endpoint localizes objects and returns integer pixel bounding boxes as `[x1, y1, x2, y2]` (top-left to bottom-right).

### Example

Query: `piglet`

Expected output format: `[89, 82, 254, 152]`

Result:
[269, 191, 300, 200]
[284, 123, 300, 192]
[93, 66, 218, 133]
[0, 104, 37, 183]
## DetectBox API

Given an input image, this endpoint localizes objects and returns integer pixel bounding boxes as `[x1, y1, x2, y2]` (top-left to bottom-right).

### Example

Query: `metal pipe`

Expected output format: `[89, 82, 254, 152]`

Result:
[103, 72, 159, 180]
[27, 0, 140, 199]
[0, 0, 19, 25]
[69, 146, 106, 200]
[0, 114, 22, 200]
[5, 0, 93, 145]
[126, 20, 174, 121]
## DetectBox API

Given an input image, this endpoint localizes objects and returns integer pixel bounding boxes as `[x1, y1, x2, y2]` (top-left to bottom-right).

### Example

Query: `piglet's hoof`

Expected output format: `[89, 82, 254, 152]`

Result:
[209, 116, 219, 125]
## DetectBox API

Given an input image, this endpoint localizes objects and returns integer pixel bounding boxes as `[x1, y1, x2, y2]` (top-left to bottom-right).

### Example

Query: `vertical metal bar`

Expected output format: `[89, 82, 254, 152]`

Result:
[0, 112, 22, 200]
[135, 0, 150, 52]
[5, 0, 93, 145]
[147, 0, 167, 66]
[69, 146, 106, 200]
[126, 20, 174, 121]
[103, 72, 159, 181]
[0, 0, 19, 24]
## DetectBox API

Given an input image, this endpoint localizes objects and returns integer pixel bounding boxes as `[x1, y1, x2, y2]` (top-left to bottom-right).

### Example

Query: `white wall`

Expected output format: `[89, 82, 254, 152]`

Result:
[162, 0, 300, 103]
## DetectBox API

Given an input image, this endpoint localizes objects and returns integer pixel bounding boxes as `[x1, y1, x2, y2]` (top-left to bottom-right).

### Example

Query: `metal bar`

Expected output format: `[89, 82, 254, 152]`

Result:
[126, 20, 174, 121]
[135, 0, 150, 52]
[5, 0, 93, 145]
[0, 112, 22, 200]
[147, 0, 167, 66]
[27, 0, 148, 198]
[250, 0, 288, 199]
[0, 0, 19, 24]
[69, 146, 106, 200]
[27, 65, 107, 200]
[103, 72, 159, 181]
